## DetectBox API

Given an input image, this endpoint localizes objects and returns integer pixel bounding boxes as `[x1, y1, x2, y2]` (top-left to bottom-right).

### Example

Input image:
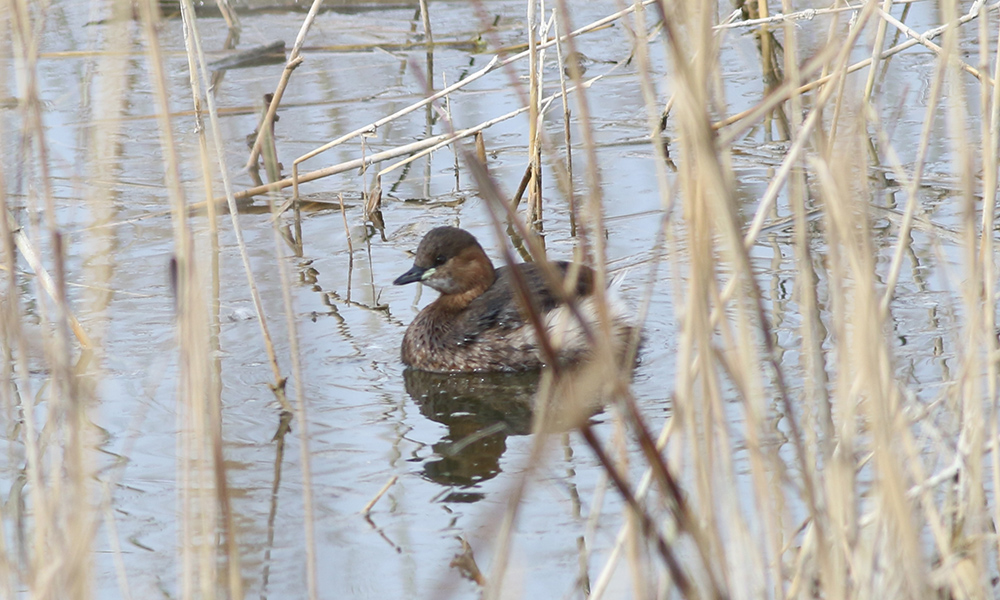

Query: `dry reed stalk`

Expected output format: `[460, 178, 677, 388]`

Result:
[377, 95, 543, 177]
[256, 87, 320, 600]
[942, 0, 991, 593]
[811, 2, 1000, 590]
[737, 3, 877, 248]
[78, 5, 136, 598]
[180, 26, 230, 594]
[580, 423, 693, 594]
[477, 401, 558, 600]
[865, 0, 897, 104]
[526, 0, 543, 234]
[272, 59, 624, 209]
[780, 3, 832, 596]
[619, 0, 677, 372]
[474, 131, 487, 164]
[180, 4, 327, 600]
[78, 0, 130, 351]
[264, 187, 319, 600]
[586, 249, 671, 595]
[640, 0, 997, 595]
[338, 193, 354, 256]
[554, 0, 609, 324]
[0, 123, 48, 600]
[6, 0, 101, 597]
[244, 57, 300, 175]
[552, 12, 576, 235]
[442, 1, 985, 595]
[287, 0, 657, 202]
[133, 2, 207, 599]
[7, 224, 92, 348]
[480, 4, 581, 219]
[176, 3, 253, 599]
[0, 154, 16, 600]
[177, 0, 290, 415]
[883, 8, 994, 84]
[588, 416, 677, 599]
[656, 1, 820, 596]
[625, 1, 673, 214]
[717, 3, 860, 30]
[418, 0, 434, 46]
[0, 210, 48, 599]
[461, 143, 628, 598]
[245, 0, 324, 169]
[816, 151, 910, 595]
[440, 73, 460, 189]
[360, 475, 399, 515]
[753, 0, 782, 140]
[656, 3, 772, 595]
[232, 13, 321, 594]
[979, 2, 1000, 581]
[716, 2, 998, 145]
[872, 53, 944, 315]
[214, 0, 241, 36]
[366, 174, 383, 220]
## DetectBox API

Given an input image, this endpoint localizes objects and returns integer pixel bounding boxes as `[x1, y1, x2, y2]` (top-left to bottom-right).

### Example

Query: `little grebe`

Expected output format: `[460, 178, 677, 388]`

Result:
[393, 226, 632, 372]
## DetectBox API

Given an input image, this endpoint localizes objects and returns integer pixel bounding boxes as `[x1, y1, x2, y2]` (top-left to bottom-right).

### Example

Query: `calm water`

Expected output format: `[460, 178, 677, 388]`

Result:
[0, 0, 981, 598]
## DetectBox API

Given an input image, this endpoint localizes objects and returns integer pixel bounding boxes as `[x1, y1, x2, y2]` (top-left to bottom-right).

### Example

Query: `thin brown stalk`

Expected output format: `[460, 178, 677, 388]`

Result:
[579, 424, 696, 598]
[589, 415, 677, 599]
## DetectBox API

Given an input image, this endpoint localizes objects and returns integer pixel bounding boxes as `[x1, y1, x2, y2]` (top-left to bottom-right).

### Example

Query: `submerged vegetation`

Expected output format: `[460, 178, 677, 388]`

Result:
[1, 0, 999, 598]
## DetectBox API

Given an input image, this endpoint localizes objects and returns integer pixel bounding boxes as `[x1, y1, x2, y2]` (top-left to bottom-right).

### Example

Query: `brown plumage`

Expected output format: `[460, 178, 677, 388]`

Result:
[393, 226, 630, 373]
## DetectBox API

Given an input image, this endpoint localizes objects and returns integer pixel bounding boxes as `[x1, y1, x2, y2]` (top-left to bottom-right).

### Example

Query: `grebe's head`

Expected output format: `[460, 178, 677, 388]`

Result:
[393, 226, 496, 295]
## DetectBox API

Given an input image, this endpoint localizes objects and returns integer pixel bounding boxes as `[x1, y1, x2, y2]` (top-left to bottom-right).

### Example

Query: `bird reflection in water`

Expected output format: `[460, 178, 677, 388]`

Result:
[404, 369, 542, 503]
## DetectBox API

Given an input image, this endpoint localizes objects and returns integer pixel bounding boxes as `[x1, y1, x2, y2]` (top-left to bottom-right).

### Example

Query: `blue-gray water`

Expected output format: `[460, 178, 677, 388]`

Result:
[0, 0, 982, 598]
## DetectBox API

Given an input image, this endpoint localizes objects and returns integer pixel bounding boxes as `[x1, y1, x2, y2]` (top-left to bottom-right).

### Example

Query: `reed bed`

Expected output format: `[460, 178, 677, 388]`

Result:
[0, 0, 999, 598]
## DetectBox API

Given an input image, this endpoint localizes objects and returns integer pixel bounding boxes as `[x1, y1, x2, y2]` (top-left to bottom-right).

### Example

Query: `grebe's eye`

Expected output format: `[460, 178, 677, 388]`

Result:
[434, 255, 446, 266]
